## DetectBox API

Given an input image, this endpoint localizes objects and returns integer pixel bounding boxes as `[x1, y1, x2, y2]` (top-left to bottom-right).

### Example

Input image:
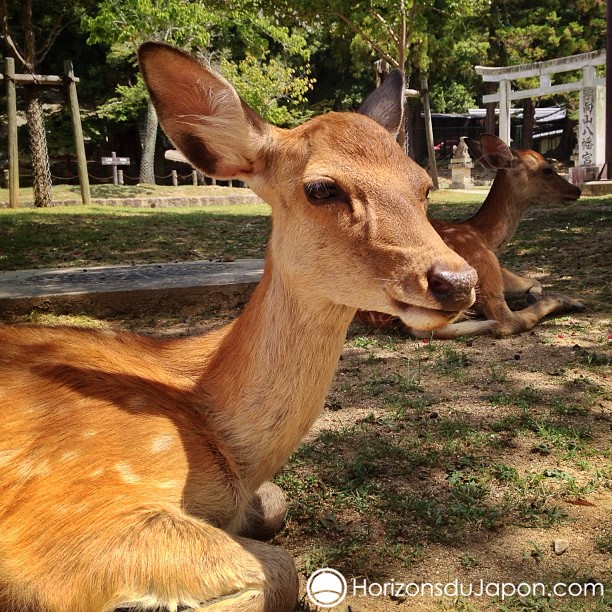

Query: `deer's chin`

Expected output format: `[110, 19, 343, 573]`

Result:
[563, 196, 580, 204]
[394, 303, 462, 331]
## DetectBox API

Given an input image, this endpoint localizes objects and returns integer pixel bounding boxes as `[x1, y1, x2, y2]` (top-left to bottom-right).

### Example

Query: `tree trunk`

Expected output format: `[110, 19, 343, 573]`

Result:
[139, 99, 158, 184]
[24, 86, 53, 207]
[522, 98, 535, 150]
[18, 0, 52, 207]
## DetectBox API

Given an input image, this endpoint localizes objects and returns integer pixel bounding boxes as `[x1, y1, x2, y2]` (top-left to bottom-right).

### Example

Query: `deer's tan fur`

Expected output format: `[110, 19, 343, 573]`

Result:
[0, 43, 477, 611]
[357, 134, 583, 338]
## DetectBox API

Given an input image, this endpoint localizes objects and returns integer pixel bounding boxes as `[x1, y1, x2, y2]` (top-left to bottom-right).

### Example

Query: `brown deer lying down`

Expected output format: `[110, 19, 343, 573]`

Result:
[357, 134, 584, 338]
[0, 43, 477, 612]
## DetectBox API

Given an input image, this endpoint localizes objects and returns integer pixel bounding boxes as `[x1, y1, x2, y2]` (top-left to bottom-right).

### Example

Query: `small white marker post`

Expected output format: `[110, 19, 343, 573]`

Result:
[101, 152, 131, 185]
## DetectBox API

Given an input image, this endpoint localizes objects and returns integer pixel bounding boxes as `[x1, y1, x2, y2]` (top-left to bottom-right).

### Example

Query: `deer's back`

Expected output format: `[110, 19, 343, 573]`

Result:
[0, 325, 246, 560]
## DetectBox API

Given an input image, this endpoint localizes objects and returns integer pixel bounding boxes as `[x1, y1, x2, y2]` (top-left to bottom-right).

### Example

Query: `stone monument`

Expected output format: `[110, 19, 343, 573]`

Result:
[450, 137, 474, 189]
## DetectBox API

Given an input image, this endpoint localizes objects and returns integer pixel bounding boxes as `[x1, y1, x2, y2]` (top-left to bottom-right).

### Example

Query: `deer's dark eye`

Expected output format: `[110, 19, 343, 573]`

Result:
[304, 180, 340, 203]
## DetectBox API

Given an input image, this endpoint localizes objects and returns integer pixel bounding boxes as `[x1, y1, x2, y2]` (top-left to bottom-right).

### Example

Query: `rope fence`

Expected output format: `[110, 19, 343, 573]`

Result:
[2, 169, 244, 190]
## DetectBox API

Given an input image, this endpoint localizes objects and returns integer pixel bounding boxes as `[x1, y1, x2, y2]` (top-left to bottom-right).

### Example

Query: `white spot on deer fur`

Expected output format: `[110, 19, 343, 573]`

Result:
[82, 430, 98, 438]
[151, 434, 173, 454]
[88, 467, 105, 478]
[14, 458, 35, 479]
[0, 449, 20, 466]
[157, 479, 182, 490]
[60, 450, 79, 463]
[33, 458, 51, 477]
[114, 462, 141, 484]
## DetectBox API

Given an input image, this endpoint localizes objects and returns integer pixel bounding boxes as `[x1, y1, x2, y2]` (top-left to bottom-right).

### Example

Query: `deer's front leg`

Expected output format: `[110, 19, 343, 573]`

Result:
[501, 267, 543, 303]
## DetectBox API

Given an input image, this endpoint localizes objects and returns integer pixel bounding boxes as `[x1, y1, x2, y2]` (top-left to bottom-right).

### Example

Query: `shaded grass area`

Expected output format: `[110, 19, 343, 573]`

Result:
[278, 330, 612, 611]
[0, 203, 271, 270]
[1, 192, 610, 317]
[278, 340, 610, 564]
[0, 191, 608, 266]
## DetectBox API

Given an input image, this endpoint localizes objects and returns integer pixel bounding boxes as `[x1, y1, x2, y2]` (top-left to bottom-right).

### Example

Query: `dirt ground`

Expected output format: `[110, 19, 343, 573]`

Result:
[2, 199, 610, 611]
[104, 295, 610, 611]
[294, 315, 611, 611]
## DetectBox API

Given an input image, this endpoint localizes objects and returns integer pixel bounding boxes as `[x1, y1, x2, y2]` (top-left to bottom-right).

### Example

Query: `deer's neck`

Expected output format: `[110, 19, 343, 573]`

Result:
[465, 170, 528, 255]
[197, 255, 354, 490]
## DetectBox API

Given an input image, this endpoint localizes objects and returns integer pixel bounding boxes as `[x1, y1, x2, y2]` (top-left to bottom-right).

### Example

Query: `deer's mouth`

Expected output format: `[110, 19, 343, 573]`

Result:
[390, 299, 463, 330]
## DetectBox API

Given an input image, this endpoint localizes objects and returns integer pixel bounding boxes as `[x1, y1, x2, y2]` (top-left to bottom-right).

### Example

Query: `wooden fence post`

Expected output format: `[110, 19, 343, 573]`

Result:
[5, 57, 19, 208]
[421, 78, 439, 190]
[64, 60, 91, 205]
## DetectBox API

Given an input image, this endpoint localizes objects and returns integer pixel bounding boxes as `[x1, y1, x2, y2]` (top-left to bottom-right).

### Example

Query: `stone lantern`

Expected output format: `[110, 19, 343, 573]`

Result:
[450, 137, 474, 189]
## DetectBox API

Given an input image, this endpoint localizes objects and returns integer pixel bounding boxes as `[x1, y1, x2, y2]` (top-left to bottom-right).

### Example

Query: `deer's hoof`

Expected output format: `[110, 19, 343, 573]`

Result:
[562, 298, 586, 312]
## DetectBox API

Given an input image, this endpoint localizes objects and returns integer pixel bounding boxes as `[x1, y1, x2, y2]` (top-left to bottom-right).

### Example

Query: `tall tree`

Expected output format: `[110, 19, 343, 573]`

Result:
[487, 0, 606, 147]
[272, 1, 431, 79]
[0, 0, 88, 206]
[83, 1, 216, 184]
[83, 0, 312, 184]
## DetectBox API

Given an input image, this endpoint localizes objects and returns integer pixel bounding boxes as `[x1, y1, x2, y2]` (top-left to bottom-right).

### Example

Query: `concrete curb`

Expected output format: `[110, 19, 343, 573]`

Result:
[0, 193, 263, 209]
[0, 259, 265, 317]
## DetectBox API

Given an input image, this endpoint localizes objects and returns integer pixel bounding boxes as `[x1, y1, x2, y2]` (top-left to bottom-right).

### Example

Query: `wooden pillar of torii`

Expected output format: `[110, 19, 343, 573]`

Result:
[1, 57, 91, 208]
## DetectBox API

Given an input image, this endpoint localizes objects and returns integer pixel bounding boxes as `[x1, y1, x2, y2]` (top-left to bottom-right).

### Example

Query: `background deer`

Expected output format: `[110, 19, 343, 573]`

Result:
[357, 134, 584, 338]
[465, 134, 581, 300]
[0, 43, 477, 612]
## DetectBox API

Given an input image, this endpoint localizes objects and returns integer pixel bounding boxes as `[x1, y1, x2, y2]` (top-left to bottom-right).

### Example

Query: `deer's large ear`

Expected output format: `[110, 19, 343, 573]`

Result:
[138, 42, 268, 179]
[358, 70, 405, 136]
[478, 134, 517, 170]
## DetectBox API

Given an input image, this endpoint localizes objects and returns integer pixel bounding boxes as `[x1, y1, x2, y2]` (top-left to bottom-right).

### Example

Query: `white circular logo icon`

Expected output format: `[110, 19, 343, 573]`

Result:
[306, 568, 347, 608]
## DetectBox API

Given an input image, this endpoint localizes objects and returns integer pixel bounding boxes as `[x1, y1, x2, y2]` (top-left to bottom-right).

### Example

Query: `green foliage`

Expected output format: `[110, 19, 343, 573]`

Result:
[220, 55, 313, 126]
[82, 0, 215, 49]
[429, 82, 476, 113]
[96, 75, 149, 123]
[81, 0, 314, 128]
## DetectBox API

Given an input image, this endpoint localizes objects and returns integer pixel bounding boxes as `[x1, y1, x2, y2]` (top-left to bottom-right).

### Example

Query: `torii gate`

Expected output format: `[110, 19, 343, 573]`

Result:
[475, 50, 606, 183]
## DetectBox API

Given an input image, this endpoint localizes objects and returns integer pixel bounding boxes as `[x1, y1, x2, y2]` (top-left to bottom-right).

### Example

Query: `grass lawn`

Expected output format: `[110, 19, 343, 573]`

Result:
[0, 186, 488, 272]
[0, 202, 271, 271]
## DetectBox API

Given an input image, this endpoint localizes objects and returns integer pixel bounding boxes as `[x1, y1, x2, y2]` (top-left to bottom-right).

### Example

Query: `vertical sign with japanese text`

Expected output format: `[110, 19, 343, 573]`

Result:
[578, 86, 605, 168]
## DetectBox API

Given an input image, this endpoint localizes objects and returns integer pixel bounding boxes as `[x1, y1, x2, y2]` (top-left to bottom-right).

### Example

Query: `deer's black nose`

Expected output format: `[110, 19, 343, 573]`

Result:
[427, 264, 477, 309]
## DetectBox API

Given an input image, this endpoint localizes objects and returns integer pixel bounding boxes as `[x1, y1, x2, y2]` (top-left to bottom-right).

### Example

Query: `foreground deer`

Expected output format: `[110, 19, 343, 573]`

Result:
[0, 43, 477, 612]
[357, 134, 583, 338]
